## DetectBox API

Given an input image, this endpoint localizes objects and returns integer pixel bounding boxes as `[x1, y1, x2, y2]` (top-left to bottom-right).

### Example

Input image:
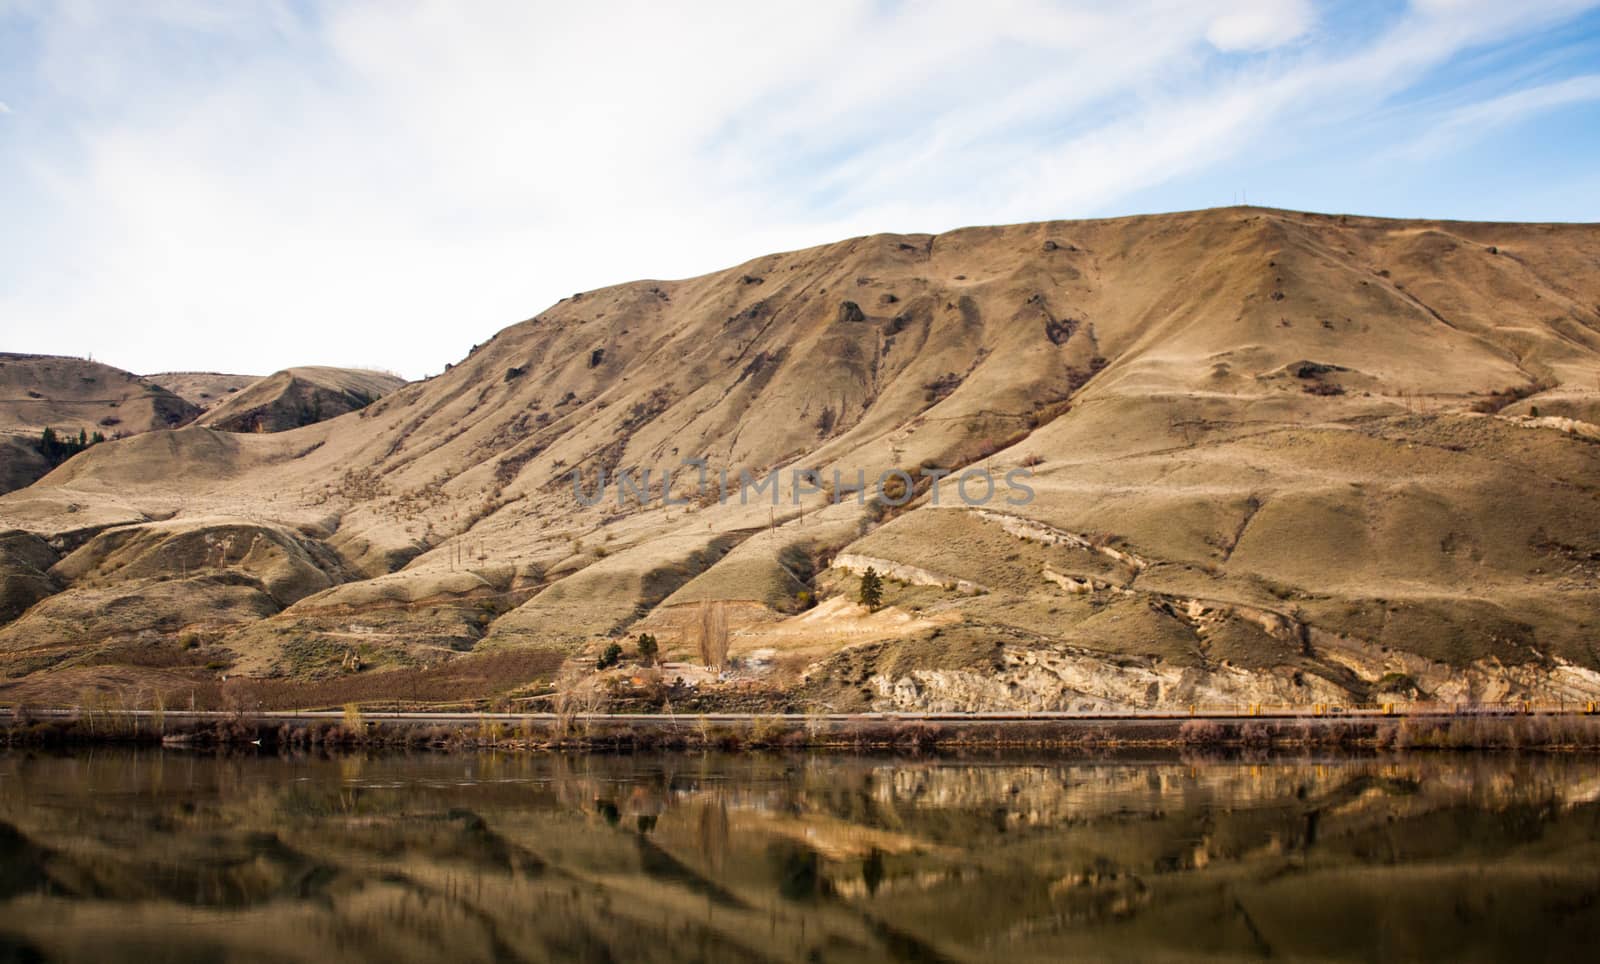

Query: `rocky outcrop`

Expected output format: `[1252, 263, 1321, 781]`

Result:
[868, 646, 1353, 713]
[832, 553, 987, 594]
[866, 644, 1600, 714]
[975, 509, 1148, 570]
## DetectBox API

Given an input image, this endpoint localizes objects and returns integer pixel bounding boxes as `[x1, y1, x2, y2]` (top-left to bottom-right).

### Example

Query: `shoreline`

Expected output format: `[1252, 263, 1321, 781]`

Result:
[8, 708, 1600, 753]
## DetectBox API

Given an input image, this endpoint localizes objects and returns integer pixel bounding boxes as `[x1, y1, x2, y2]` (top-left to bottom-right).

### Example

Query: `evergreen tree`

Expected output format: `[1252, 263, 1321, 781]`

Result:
[858, 567, 883, 611]
[636, 632, 659, 666]
[35, 425, 103, 467]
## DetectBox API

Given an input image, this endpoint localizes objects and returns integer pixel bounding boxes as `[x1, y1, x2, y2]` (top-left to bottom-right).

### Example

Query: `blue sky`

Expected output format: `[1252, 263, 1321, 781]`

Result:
[3, 0, 1599, 378]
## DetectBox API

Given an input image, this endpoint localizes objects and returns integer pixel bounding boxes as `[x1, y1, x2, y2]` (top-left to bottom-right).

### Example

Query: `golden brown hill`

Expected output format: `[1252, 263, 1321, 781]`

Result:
[0, 353, 199, 438]
[0, 353, 202, 495]
[194, 366, 405, 433]
[145, 371, 260, 410]
[1, 208, 1598, 710]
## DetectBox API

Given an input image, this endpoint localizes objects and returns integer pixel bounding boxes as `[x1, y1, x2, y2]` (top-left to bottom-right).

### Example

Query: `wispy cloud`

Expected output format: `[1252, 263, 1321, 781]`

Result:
[1401, 73, 1600, 155]
[1, 1, 1598, 377]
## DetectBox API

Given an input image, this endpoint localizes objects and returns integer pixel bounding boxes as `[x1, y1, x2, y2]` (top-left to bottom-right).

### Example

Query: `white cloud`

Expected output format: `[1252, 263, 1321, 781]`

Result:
[1, 0, 1597, 378]
[0, 101, 11, 113]
[1205, 0, 1316, 52]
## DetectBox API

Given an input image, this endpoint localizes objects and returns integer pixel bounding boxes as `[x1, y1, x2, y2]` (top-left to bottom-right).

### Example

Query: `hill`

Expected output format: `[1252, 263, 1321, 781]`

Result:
[145, 371, 260, 411]
[0, 353, 202, 495]
[193, 366, 406, 433]
[0, 353, 200, 439]
[1, 207, 1598, 711]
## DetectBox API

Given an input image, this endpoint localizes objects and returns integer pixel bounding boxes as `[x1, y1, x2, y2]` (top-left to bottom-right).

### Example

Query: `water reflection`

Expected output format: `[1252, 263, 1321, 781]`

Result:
[0, 749, 1597, 962]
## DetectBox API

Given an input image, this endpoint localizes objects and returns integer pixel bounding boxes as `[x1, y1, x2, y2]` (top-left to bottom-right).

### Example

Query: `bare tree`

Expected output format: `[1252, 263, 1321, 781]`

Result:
[553, 665, 606, 740]
[697, 600, 730, 672]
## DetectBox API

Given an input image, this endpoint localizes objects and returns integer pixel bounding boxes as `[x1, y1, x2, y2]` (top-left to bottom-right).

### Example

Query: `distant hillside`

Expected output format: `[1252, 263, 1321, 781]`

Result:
[0, 353, 199, 438]
[2, 208, 1598, 713]
[194, 367, 406, 433]
[0, 353, 202, 494]
[146, 371, 261, 411]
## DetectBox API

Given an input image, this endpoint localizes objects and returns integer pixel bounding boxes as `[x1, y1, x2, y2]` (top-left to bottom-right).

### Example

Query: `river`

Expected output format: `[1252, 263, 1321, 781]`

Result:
[1, 749, 1597, 962]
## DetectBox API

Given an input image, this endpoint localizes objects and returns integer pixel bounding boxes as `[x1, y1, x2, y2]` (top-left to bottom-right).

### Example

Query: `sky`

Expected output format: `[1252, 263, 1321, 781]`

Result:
[2, 1, 1600, 380]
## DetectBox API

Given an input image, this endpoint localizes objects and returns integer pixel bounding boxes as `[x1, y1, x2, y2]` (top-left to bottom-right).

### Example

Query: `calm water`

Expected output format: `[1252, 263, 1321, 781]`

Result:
[1, 750, 1598, 963]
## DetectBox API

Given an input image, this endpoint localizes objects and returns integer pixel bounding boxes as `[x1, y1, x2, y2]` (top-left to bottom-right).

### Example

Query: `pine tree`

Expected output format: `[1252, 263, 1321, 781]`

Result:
[858, 567, 883, 611]
[636, 632, 659, 666]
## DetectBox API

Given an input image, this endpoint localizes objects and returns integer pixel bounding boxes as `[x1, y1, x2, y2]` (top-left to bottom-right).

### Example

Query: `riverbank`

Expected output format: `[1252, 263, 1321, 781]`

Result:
[8, 709, 1600, 752]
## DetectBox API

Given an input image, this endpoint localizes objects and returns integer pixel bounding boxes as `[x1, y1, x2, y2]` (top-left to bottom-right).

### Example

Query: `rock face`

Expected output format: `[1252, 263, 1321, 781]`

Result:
[864, 647, 1600, 714]
[195, 367, 405, 433]
[1, 207, 1599, 708]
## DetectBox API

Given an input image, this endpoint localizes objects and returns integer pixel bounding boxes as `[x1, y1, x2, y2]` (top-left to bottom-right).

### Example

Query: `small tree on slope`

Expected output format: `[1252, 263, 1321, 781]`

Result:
[858, 567, 883, 611]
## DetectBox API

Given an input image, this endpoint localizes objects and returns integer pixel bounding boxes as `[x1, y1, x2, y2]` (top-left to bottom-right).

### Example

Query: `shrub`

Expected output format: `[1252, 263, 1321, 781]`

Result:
[1472, 380, 1553, 414]
[1178, 720, 1225, 744]
[596, 642, 622, 670]
[1239, 722, 1271, 748]
[815, 406, 837, 436]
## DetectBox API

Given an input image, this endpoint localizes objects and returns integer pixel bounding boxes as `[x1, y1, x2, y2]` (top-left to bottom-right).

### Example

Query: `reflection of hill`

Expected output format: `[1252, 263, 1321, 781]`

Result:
[0, 752, 1596, 961]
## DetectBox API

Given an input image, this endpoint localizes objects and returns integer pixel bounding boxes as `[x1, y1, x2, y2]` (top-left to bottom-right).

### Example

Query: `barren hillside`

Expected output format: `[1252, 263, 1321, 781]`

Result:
[2, 208, 1598, 711]
[193, 366, 406, 433]
[146, 371, 260, 411]
[0, 353, 200, 439]
[0, 353, 203, 495]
